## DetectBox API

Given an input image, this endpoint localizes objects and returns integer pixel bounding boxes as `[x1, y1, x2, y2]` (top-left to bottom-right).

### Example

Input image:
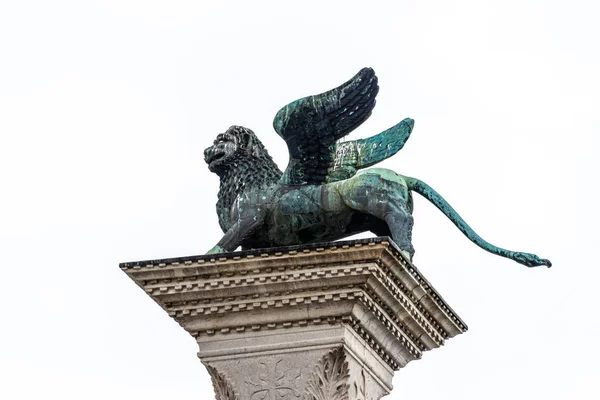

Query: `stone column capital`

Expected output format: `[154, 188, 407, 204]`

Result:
[121, 237, 467, 399]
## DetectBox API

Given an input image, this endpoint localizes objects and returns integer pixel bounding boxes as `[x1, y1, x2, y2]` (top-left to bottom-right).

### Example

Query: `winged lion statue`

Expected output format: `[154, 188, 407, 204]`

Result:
[203, 68, 551, 268]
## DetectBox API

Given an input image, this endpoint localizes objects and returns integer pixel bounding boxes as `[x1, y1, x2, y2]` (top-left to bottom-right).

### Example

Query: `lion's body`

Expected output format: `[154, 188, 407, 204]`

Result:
[223, 169, 412, 254]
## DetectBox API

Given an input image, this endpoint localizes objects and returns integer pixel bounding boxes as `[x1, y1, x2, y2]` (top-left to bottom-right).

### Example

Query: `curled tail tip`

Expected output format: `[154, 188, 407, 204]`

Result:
[513, 252, 552, 268]
[534, 258, 552, 268]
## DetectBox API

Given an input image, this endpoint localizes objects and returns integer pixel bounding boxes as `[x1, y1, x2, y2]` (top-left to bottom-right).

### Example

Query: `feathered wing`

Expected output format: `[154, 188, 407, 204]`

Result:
[274, 67, 379, 185]
[326, 117, 414, 183]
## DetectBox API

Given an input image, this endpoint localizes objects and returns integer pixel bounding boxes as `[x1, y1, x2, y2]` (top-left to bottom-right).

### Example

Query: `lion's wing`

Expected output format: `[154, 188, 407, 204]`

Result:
[273, 67, 379, 185]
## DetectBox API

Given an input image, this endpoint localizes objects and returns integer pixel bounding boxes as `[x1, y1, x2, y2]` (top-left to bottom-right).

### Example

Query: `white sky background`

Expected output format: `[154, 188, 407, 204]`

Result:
[0, 0, 598, 398]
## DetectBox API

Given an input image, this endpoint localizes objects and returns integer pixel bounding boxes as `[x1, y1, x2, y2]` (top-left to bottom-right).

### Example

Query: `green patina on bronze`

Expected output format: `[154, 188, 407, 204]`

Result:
[204, 68, 551, 268]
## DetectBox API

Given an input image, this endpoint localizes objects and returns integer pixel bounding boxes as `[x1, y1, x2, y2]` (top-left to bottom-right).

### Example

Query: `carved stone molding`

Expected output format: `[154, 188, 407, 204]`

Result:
[121, 237, 467, 400]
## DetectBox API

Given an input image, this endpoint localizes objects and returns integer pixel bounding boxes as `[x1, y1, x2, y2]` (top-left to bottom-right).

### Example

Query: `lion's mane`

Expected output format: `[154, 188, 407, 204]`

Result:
[215, 126, 282, 232]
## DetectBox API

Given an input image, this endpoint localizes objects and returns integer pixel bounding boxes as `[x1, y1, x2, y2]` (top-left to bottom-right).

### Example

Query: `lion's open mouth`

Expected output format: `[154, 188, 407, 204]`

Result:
[205, 151, 225, 165]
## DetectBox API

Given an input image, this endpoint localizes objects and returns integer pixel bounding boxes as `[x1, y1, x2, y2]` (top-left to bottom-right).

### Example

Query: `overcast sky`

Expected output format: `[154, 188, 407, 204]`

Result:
[1, 1, 598, 399]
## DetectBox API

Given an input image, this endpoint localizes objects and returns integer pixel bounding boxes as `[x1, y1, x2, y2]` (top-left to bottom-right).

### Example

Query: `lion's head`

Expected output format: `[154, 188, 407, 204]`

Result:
[204, 126, 259, 173]
[204, 125, 282, 180]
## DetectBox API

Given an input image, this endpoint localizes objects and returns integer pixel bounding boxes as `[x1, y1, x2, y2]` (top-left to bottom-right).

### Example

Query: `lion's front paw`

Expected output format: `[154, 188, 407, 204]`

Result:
[206, 245, 226, 255]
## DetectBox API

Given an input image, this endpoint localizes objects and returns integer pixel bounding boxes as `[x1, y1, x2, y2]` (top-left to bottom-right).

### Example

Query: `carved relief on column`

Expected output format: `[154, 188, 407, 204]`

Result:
[206, 365, 237, 400]
[204, 345, 390, 400]
[304, 347, 350, 400]
[352, 369, 378, 400]
[244, 358, 302, 400]
[204, 347, 356, 400]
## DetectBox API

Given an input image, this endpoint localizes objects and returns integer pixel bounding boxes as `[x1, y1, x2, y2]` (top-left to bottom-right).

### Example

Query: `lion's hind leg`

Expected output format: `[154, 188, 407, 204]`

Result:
[338, 169, 415, 260]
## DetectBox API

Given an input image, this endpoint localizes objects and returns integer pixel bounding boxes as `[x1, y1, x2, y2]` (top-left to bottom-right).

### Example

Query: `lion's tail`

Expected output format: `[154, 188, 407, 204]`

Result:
[405, 177, 552, 268]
